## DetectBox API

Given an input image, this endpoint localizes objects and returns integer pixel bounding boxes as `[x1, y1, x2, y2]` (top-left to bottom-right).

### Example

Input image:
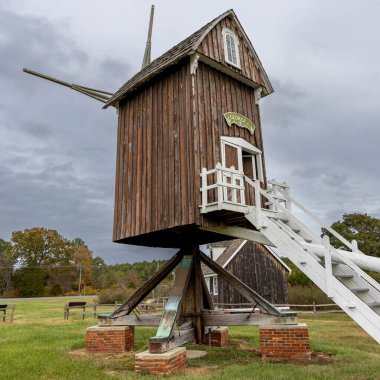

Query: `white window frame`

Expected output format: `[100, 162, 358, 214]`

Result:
[222, 28, 241, 69]
[212, 276, 218, 295]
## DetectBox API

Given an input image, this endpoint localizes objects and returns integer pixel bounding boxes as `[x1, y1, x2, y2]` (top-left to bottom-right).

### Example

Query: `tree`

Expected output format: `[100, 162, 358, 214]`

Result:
[0, 239, 16, 296]
[73, 244, 93, 292]
[11, 228, 74, 268]
[322, 213, 380, 257]
[9, 228, 95, 296]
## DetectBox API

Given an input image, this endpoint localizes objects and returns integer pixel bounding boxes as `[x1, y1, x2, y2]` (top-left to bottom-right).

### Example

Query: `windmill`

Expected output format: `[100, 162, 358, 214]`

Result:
[24, 5, 380, 370]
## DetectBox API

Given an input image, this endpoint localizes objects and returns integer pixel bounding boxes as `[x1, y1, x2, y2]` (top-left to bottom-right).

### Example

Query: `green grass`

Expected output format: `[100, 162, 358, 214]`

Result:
[1, 299, 380, 379]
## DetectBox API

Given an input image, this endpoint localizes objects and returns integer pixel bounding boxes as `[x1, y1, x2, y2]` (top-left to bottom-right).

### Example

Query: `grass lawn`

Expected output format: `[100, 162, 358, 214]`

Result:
[1, 298, 380, 379]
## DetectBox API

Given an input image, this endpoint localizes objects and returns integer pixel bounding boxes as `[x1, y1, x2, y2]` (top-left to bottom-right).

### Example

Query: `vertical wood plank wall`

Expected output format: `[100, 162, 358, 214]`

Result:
[212, 243, 289, 305]
[114, 62, 194, 242]
[197, 16, 267, 88]
[195, 62, 267, 226]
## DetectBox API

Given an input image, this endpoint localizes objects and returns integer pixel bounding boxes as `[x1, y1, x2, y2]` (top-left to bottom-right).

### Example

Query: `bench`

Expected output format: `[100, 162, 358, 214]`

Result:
[64, 302, 88, 320]
[0, 304, 15, 322]
[64, 302, 121, 320]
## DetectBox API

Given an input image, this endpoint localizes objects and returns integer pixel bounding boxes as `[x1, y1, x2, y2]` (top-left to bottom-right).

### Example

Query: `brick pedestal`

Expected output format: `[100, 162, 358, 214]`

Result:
[85, 326, 134, 353]
[135, 347, 186, 375]
[260, 323, 311, 362]
[203, 327, 229, 347]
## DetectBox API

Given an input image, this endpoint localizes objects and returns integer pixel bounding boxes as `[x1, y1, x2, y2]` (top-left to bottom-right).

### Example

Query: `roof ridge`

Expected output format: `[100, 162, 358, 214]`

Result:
[104, 9, 234, 108]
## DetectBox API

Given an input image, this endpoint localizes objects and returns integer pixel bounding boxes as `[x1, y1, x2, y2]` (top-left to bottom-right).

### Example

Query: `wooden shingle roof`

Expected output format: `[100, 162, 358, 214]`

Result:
[104, 9, 273, 108]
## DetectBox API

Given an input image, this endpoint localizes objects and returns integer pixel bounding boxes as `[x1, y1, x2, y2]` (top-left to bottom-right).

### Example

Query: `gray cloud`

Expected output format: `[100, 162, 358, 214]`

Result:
[1, 1, 379, 263]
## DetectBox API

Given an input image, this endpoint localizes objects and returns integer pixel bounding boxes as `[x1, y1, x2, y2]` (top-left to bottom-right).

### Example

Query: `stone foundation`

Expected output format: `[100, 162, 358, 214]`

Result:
[85, 326, 134, 353]
[135, 347, 186, 375]
[259, 323, 311, 362]
[203, 327, 229, 347]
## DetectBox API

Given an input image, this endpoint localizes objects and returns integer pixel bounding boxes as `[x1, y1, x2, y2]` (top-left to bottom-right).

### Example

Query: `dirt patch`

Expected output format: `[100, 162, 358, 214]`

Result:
[185, 365, 220, 376]
[310, 351, 335, 364]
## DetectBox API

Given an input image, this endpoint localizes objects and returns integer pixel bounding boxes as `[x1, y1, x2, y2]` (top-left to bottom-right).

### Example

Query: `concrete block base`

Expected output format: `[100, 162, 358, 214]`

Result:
[260, 323, 311, 362]
[85, 325, 134, 353]
[135, 347, 186, 375]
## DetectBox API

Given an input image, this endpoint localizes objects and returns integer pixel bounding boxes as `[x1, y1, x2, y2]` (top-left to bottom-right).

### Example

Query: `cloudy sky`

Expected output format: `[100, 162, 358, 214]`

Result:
[1, 1, 379, 264]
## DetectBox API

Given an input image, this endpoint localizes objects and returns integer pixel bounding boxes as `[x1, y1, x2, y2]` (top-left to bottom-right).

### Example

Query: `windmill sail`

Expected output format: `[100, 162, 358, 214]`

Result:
[23, 68, 114, 104]
[141, 5, 155, 69]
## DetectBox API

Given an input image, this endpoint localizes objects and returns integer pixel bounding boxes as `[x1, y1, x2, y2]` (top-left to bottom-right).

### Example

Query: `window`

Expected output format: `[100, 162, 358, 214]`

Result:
[222, 28, 241, 69]
[212, 276, 218, 295]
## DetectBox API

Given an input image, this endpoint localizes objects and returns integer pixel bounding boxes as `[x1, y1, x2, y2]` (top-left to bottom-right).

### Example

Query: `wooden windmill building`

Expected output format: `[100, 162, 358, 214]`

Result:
[105, 9, 272, 248]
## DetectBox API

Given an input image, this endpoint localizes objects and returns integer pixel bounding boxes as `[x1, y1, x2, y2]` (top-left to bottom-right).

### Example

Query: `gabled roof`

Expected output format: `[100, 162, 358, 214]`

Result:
[201, 239, 291, 275]
[202, 239, 245, 275]
[104, 9, 273, 108]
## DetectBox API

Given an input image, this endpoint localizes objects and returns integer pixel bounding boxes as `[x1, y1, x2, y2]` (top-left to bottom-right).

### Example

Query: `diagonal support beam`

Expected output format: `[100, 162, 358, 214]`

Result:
[149, 255, 193, 353]
[107, 250, 185, 320]
[199, 251, 295, 317]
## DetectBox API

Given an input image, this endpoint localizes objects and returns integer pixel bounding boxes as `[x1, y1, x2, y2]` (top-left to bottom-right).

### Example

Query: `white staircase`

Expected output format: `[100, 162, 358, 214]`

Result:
[200, 165, 380, 343]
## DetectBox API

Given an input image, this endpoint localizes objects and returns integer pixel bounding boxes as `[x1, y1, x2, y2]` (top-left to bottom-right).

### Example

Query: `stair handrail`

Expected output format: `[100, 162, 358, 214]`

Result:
[244, 176, 380, 293]
[274, 186, 359, 254]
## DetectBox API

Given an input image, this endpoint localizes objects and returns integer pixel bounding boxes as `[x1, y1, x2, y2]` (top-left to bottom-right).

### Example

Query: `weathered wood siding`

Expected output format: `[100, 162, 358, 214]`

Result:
[197, 16, 267, 87]
[194, 62, 267, 226]
[212, 242, 289, 305]
[114, 62, 195, 242]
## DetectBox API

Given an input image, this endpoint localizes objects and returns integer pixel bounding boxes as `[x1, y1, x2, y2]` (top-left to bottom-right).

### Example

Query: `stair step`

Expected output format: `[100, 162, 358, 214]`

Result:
[267, 214, 289, 223]
[336, 274, 354, 279]
[351, 288, 369, 293]
[368, 302, 380, 308]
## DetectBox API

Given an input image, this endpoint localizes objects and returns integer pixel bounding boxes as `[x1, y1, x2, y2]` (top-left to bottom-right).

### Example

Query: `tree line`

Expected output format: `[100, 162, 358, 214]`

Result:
[1, 213, 378, 300]
[0, 227, 171, 300]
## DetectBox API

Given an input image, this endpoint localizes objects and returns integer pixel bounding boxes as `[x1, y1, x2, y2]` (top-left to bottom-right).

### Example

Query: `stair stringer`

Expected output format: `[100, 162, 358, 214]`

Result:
[243, 210, 380, 344]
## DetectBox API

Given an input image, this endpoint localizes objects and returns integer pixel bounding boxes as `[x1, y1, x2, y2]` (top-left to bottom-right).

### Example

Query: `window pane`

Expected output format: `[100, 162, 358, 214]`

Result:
[225, 32, 238, 66]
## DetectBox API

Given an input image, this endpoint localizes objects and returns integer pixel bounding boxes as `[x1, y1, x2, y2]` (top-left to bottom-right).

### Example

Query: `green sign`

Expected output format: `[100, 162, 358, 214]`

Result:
[223, 112, 256, 135]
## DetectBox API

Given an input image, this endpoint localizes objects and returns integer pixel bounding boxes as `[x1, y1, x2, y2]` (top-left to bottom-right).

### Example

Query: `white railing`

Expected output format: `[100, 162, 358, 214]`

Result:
[200, 163, 245, 212]
[244, 176, 380, 293]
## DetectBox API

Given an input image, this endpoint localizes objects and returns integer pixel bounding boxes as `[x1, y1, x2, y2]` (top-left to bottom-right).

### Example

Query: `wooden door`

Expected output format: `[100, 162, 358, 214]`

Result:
[221, 142, 244, 204]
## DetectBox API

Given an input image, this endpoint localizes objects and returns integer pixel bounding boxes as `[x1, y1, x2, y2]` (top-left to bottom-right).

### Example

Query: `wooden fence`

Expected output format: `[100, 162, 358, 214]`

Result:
[213, 302, 341, 315]
[64, 298, 168, 320]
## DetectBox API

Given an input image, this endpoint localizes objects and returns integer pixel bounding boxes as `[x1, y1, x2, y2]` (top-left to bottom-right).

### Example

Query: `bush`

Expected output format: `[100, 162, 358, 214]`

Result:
[288, 285, 331, 305]
[98, 285, 134, 304]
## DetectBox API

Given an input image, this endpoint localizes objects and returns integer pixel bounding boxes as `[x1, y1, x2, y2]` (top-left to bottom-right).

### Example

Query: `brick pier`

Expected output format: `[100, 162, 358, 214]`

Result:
[259, 323, 311, 362]
[135, 347, 186, 375]
[203, 326, 229, 347]
[85, 326, 134, 354]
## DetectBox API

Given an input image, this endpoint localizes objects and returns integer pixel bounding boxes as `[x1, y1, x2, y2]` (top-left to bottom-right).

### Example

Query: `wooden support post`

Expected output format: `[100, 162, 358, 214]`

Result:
[193, 247, 203, 344]
[10, 304, 15, 323]
[108, 250, 184, 320]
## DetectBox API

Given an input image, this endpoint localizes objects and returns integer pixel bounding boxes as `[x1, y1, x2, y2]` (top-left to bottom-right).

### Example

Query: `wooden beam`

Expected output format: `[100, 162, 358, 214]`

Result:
[202, 309, 298, 326]
[98, 314, 161, 326]
[193, 248, 203, 343]
[201, 270, 214, 311]
[198, 226, 275, 246]
[149, 328, 195, 354]
[109, 250, 184, 319]
[200, 251, 294, 317]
